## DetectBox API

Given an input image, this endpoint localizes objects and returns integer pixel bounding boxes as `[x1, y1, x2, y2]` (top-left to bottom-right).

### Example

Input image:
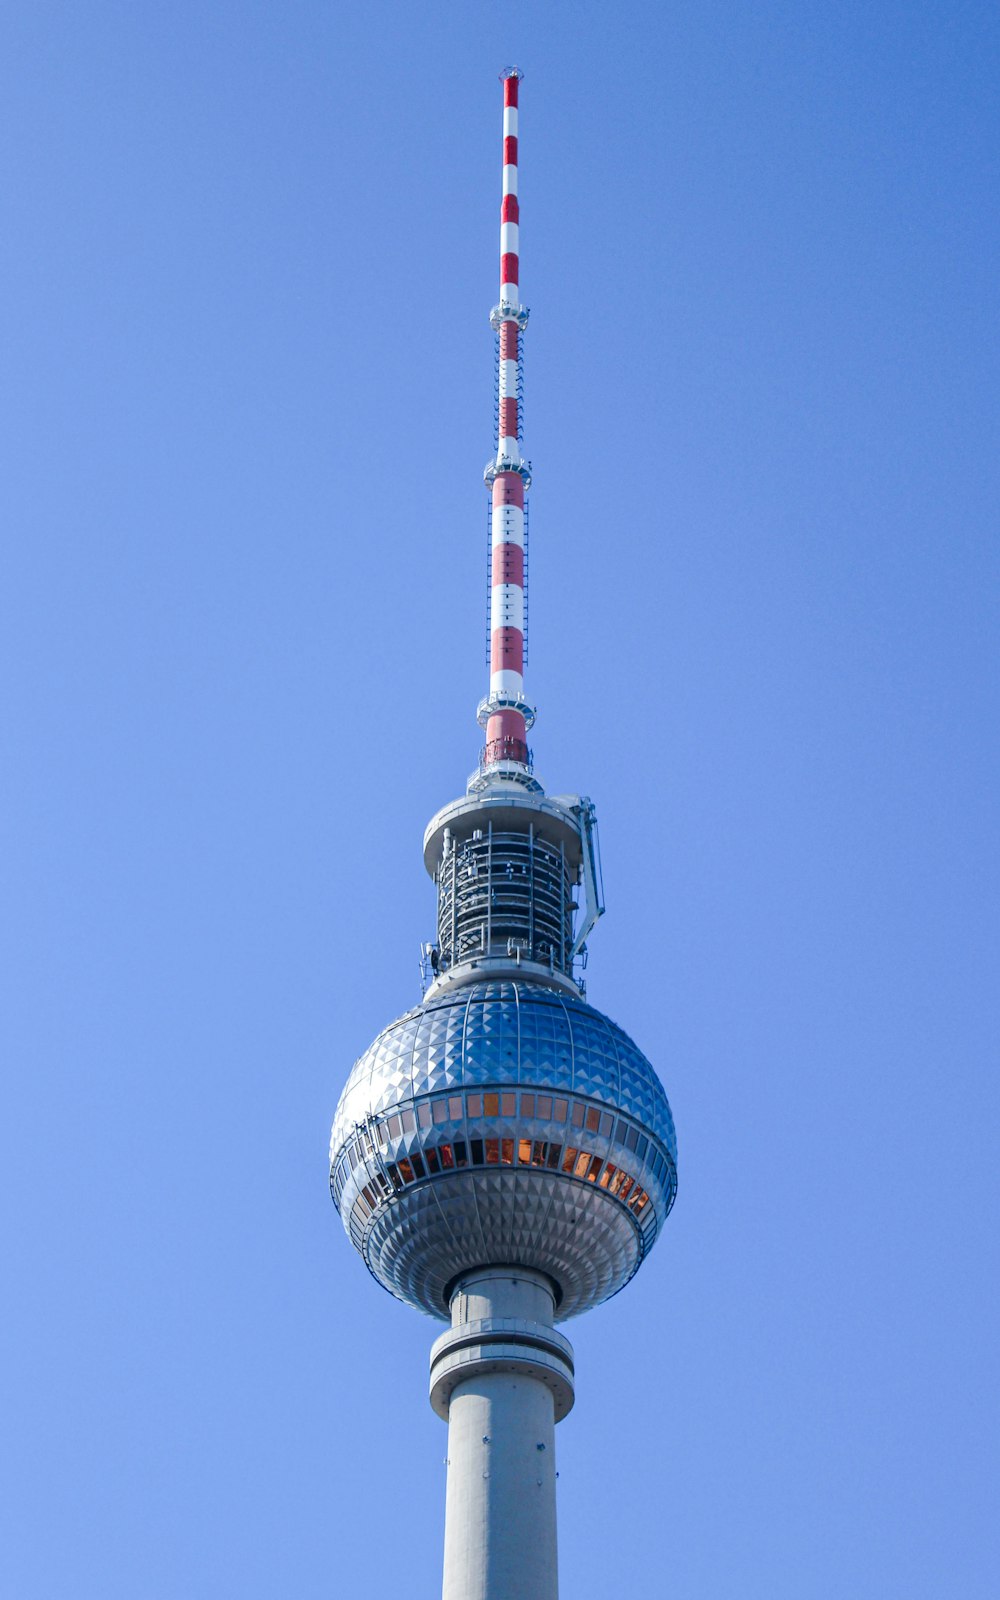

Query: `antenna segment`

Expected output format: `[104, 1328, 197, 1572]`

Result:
[476, 67, 536, 790]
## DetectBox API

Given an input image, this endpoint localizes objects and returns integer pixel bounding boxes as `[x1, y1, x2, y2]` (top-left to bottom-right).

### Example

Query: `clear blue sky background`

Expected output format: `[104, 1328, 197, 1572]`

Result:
[2, 2, 997, 1595]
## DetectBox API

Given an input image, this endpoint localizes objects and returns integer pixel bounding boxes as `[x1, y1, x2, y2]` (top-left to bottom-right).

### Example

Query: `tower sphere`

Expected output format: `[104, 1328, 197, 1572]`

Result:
[330, 978, 677, 1320]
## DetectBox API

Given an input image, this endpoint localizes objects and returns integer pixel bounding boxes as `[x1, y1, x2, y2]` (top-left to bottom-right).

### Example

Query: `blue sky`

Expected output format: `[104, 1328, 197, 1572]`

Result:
[2, 2, 997, 1595]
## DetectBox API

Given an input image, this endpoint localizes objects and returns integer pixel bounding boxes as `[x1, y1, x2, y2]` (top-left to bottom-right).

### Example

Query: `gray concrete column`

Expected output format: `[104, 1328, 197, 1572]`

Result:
[428, 1268, 575, 1600]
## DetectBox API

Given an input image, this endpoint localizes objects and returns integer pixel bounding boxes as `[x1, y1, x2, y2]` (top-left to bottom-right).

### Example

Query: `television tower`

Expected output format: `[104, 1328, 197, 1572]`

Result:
[330, 69, 677, 1600]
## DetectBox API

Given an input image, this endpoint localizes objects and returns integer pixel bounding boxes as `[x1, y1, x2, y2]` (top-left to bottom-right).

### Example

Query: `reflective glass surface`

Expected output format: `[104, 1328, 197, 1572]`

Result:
[333, 979, 676, 1159]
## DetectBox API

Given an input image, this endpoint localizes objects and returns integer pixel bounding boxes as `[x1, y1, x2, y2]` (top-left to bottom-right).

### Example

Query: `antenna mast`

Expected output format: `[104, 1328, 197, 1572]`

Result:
[476, 66, 536, 791]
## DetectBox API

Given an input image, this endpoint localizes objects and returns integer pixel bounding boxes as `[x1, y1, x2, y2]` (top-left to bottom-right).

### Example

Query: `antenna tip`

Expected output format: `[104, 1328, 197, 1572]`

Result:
[500, 65, 524, 81]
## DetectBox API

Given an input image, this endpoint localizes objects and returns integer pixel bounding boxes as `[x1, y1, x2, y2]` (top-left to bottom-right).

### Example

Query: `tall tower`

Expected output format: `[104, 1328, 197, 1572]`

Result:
[330, 70, 677, 1600]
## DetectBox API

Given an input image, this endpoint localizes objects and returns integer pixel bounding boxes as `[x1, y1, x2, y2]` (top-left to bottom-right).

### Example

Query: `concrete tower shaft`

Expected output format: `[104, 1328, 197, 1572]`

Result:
[432, 1269, 569, 1600]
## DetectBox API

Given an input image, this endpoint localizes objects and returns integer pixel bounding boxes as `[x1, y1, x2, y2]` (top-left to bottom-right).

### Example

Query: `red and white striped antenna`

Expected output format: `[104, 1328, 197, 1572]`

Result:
[475, 67, 539, 793]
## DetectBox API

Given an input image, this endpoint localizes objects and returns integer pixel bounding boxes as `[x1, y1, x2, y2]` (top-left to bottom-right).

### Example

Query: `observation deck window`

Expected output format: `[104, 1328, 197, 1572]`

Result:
[342, 1086, 676, 1237]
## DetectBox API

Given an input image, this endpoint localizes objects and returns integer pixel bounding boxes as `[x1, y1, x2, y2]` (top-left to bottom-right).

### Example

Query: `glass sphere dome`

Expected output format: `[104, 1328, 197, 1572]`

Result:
[330, 979, 677, 1320]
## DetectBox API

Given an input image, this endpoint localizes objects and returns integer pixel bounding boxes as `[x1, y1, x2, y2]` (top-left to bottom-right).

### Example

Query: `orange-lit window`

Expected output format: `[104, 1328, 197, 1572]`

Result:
[521, 1093, 535, 1117]
[484, 1093, 500, 1118]
[587, 1155, 603, 1182]
[617, 1176, 634, 1202]
[574, 1150, 590, 1179]
[562, 1147, 579, 1173]
[518, 1138, 532, 1164]
[585, 1107, 601, 1134]
[485, 1138, 500, 1164]
[397, 1158, 415, 1184]
[468, 1094, 483, 1117]
[439, 1143, 454, 1169]
[553, 1098, 568, 1123]
[501, 1092, 516, 1117]
[599, 1164, 616, 1189]
[501, 1138, 514, 1165]
[537, 1095, 552, 1118]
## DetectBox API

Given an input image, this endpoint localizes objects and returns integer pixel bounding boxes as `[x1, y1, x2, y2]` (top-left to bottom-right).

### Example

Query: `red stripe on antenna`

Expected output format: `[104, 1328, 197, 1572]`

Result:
[492, 473, 524, 509]
[498, 323, 519, 361]
[499, 398, 519, 438]
[492, 544, 525, 586]
[491, 627, 524, 673]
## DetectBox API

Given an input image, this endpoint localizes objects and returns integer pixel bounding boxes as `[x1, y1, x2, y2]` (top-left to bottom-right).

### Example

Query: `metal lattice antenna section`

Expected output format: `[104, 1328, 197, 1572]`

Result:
[476, 68, 536, 786]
